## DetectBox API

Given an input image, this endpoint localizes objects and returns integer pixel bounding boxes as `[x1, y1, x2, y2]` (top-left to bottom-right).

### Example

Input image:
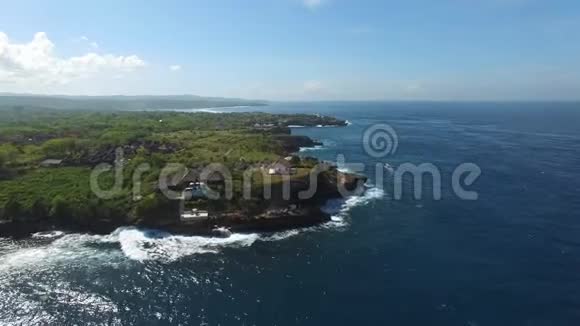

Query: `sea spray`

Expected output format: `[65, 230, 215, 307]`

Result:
[299, 145, 325, 152]
[31, 231, 65, 239]
[0, 232, 124, 272]
[299, 139, 336, 152]
[0, 188, 384, 264]
[130, 182, 381, 257]
[262, 186, 385, 241]
[321, 186, 385, 228]
[116, 228, 260, 262]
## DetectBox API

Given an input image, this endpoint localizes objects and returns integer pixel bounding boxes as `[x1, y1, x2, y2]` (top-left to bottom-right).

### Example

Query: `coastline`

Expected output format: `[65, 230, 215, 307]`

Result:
[0, 115, 367, 239]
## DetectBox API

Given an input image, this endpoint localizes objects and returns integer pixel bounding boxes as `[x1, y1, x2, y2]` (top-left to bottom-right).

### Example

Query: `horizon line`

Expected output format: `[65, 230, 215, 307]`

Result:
[0, 93, 579, 104]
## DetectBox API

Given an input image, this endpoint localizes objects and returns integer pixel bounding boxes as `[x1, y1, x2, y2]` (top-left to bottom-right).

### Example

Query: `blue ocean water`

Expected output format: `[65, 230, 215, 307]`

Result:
[1, 102, 580, 325]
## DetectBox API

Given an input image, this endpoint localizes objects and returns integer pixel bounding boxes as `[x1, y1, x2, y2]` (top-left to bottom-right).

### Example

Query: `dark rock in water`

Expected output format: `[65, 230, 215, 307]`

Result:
[211, 227, 233, 238]
[273, 135, 322, 153]
[215, 207, 331, 233]
[315, 169, 368, 199]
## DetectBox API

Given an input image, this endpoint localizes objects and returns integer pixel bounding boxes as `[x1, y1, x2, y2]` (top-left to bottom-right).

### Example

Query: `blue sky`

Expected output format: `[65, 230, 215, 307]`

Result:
[0, 0, 579, 100]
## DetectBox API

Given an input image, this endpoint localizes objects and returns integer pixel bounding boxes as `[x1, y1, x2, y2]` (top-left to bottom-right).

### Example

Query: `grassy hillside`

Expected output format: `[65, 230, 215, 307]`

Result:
[0, 107, 344, 225]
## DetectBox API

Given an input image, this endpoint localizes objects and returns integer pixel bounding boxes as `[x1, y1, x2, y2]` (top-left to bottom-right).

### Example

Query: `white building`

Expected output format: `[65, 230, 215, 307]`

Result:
[268, 161, 291, 175]
[180, 209, 209, 223]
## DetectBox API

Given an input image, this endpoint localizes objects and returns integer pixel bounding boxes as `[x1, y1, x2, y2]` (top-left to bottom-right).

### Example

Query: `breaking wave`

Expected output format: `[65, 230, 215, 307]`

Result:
[117, 229, 260, 262]
[299, 140, 336, 153]
[0, 233, 122, 273]
[262, 186, 385, 240]
[32, 230, 65, 239]
[299, 145, 325, 152]
[321, 186, 385, 228]
[0, 188, 384, 265]
[115, 185, 383, 261]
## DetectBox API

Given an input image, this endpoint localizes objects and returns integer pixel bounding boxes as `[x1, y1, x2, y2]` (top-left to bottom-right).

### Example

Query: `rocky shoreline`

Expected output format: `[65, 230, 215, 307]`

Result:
[145, 168, 367, 236]
[0, 169, 367, 239]
[0, 123, 367, 239]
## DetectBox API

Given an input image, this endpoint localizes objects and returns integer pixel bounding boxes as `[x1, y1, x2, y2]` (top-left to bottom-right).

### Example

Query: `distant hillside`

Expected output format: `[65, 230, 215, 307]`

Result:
[0, 94, 267, 111]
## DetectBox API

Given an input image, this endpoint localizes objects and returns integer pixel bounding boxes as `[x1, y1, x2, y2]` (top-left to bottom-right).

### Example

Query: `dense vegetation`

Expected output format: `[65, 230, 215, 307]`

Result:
[0, 106, 343, 227]
[0, 94, 266, 111]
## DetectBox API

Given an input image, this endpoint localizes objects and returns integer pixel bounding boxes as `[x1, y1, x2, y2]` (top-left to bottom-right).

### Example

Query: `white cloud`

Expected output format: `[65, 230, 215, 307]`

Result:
[303, 80, 325, 92]
[302, 0, 326, 10]
[169, 65, 182, 72]
[0, 32, 146, 85]
[77, 35, 99, 49]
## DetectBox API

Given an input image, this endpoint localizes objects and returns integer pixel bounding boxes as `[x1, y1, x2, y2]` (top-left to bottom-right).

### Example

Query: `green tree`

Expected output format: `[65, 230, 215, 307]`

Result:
[3, 197, 23, 221]
[0, 144, 18, 168]
[42, 138, 77, 157]
[30, 198, 49, 219]
[0, 152, 6, 169]
[50, 196, 71, 221]
[135, 194, 160, 219]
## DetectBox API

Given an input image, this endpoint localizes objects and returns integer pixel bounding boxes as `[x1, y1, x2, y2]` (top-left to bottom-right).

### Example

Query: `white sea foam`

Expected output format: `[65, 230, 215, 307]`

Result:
[32, 230, 65, 239]
[321, 186, 385, 228]
[299, 145, 325, 152]
[261, 229, 301, 241]
[0, 228, 259, 266]
[343, 186, 385, 208]
[112, 186, 383, 259]
[116, 228, 260, 262]
[289, 124, 340, 128]
[0, 188, 384, 264]
[300, 139, 337, 153]
[0, 233, 123, 272]
[261, 186, 385, 241]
